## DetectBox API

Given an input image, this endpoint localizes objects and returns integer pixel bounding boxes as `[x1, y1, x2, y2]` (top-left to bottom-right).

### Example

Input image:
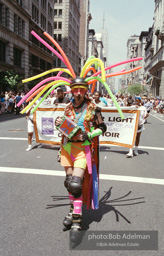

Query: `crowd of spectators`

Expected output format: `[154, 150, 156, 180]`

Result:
[0, 91, 27, 115]
[1, 89, 164, 115]
[1, 88, 163, 155]
[84, 92, 164, 115]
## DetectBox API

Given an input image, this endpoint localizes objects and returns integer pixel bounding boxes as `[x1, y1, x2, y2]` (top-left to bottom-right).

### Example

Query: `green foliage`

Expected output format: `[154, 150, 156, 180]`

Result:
[120, 89, 126, 94]
[127, 84, 147, 96]
[4, 71, 23, 91]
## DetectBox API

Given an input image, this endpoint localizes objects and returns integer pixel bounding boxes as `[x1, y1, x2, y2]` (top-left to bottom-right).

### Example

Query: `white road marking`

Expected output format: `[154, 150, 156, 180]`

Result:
[101, 144, 164, 151]
[99, 174, 164, 185]
[0, 167, 65, 176]
[0, 137, 164, 151]
[139, 146, 164, 150]
[0, 167, 164, 186]
[150, 113, 164, 122]
[0, 137, 27, 140]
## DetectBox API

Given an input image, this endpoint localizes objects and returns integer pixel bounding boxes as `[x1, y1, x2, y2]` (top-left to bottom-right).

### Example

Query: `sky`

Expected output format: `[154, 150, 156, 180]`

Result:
[89, 0, 155, 88]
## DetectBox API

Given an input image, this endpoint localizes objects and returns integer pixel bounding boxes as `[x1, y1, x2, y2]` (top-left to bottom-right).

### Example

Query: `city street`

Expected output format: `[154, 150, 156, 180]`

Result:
[0, 112, 164, 256]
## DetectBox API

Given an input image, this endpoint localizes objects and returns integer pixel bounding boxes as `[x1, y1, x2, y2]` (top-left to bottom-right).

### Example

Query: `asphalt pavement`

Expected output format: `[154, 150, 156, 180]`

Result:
[0, 111, 164, 256]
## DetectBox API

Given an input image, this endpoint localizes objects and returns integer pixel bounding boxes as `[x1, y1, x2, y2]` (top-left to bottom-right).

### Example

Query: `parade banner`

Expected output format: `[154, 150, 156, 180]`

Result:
[33, 105, 140, 148]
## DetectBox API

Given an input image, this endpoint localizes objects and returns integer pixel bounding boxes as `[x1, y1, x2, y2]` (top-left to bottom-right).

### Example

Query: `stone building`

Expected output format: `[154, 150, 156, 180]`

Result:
[0, 0, 54, 92]
[148, 0, 164, 97]
[79, 0, 91, 67]
[142, 28, 154, 94]
[126, 35, 142, 86]
[139, 0, 164, 97]
[53, 0, 81, 75]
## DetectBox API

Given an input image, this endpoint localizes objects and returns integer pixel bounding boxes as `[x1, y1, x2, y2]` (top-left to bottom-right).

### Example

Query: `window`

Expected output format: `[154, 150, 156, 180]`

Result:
[54, 0, 58, 3]
[14, 14, 18, 34]
[54, 9, 57, 16]
[54, 21, 57, 29]
[0, 41, 6, 62]
[47, 62, 52, 70]
[48, 3, 52, 17]
[32, 34, 39, 46]
[14, 14, 25, 37]
[53, 58, 57, 67]
[0, 4, 9, 28]
[31, 54, 39, 67]
[48, 22, 52, 35]
[58, 34, 62, 41]
[14, 47, 22, 67]
[40, 43, 46, 51]
[59, 9, 62, 17]
[69, 12, 72, 23]
[54, 34, 57, 40]
[16, 0, 23, 6]
[40, 58, 46, 70]
[58, 22, 62, 29]
[0, 4, 2, 24]
[22, 20, 25, 38]
[18, 17, 22, 36]
[58, 59, 61, 67]
[5, 7, 9, 27]
[41, 0, 47, 11]
[69, 37, 72, 47]
[41, 14, 46, 29]
[59, 0, 62, 4]
[32, 5, 39, 23]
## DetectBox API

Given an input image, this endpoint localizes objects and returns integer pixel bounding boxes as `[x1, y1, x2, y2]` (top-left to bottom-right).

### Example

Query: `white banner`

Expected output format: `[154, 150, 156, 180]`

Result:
[33, 105, 140, 148]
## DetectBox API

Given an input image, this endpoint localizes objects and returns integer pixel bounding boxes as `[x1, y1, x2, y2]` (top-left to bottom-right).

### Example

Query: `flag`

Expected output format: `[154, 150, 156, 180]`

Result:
[146, 77, 153, 84]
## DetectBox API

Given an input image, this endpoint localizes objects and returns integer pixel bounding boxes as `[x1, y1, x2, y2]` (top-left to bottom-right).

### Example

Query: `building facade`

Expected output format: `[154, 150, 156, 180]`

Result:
[53, 0, 81, 75]
[79, 0, 91, 67]
[148, 0, 164, 97]
[134, 0, 164, 97]
[0, 0, 54, 92]
[126, 35, 142, 87]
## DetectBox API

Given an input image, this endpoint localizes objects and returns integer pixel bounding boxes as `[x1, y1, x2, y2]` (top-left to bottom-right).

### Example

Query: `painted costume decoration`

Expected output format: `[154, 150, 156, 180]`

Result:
[61, 99, 100, 209]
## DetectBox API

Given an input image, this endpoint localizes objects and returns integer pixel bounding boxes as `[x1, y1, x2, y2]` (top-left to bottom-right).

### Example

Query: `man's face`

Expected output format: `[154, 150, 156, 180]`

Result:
[94, 92, 100, 101]
[135, 99, 141, 105]
[71, 87, 87, 101]
[57, 91, 64, 99]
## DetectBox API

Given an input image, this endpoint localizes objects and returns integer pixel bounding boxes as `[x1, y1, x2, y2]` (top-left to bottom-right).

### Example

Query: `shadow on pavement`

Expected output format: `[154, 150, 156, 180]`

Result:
[0, 112, 26, 123]
[47, 187, 145, 227]
[82, 187, 145, 229]
[46, 195, 70, 209]
[47, 188, 145, 248]
[100, 146, 149, 156]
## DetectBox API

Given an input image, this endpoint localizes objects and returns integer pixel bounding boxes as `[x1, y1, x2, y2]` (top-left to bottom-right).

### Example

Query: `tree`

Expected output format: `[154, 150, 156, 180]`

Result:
[127, 83, 147, 96]
[4, 71, 23, 92]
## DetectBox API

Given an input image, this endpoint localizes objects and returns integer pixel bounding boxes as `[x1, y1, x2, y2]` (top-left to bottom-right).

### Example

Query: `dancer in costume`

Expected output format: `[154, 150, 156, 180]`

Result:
[17, 30, 143, 243]
[55, 76, 107, 241]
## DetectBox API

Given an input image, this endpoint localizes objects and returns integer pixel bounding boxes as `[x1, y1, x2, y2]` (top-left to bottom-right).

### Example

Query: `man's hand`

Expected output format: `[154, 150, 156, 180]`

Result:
[73, 131, 89, 141]
[55, 116, 63, 126]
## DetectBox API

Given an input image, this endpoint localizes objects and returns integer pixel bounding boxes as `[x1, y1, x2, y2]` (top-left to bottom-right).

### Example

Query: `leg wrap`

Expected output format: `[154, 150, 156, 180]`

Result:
[64, 174, 72, 190]
[68, 176, 82, 198]
[73, 196, 82, 215]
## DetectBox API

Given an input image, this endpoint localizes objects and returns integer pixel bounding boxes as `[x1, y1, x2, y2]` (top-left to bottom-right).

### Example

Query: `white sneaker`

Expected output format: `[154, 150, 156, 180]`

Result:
[133, 150, 138, 156]
[126, 153, 133, 158]
[26, 145, 32, 151]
